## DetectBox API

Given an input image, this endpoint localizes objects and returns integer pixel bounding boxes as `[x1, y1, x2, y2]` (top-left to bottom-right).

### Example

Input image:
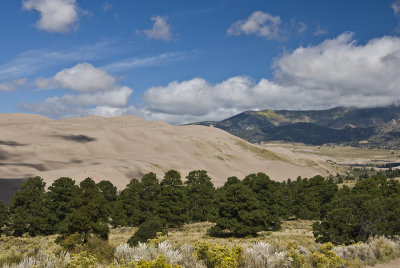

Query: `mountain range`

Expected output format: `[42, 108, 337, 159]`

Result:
[193, 106, 400, 149]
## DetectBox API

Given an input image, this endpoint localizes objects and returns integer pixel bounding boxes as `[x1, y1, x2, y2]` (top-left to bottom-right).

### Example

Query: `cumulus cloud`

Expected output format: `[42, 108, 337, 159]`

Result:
[22, 0, 79, 33]
[0, 78, 27, 91]
[24, 63, 133, 118]
[227, 11, 282, 40]
[54, 63, 116, 92]
[22, 33, 400, 125]
[140, 33, 400, 124]
[139, 15, 173, 41]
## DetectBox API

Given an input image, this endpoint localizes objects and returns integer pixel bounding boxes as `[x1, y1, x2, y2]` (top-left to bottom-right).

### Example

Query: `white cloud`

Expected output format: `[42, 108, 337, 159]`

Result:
[22, 33, 400, 125]
[35, 63, 116, 92]
[140, 15, 173, 41]
[140, 33, 400, 124]
[23, 63, 133, 118]
[0, 78, 27, 91]
[54, 63, 116, 92]
[392, 0, 400, 16]
[22, 0, 79, 33]
[227, 11, 282, 40]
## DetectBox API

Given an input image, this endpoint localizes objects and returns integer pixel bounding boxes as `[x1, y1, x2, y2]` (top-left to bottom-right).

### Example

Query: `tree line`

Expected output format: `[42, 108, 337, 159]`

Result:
[0, 170, 399, 246]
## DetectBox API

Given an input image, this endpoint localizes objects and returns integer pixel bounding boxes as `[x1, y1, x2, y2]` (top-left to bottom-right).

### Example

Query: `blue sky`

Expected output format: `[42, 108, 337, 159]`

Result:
[1, 0, 400, 124]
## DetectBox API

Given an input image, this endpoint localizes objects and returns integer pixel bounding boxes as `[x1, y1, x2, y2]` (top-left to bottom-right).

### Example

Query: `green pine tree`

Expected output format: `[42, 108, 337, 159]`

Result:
[139, 172, 160, 221]
[119, 178, 142, 226]
[209, 179, 271, 237]
[157, 170, 187, 228]
[8, 177, 51, 236]
[59, 178, 109, 243]
[45, 177, 79, 233]
[185, 170, 216, 222]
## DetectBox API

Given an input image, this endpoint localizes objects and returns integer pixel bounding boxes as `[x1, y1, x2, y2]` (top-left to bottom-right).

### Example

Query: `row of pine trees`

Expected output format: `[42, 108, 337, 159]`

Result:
[1, 170, 400, 246]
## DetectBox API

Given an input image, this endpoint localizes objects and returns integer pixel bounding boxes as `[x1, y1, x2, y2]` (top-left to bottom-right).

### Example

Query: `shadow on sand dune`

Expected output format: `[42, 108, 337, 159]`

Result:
[0, 178, 26, 205]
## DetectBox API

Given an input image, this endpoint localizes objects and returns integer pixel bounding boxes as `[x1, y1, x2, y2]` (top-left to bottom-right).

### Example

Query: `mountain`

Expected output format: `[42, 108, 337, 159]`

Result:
[193, 106, 400, 148]
[0, 113, 329, 203]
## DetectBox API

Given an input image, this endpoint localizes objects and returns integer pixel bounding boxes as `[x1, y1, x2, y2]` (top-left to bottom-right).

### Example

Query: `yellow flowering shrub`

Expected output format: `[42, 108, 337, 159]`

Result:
[67, 251, 97, 268]
[310, 242, 344, 268]
[133, 255, 181, 268]
[287, 242, 306, 268]
[194, 241, 242, 268]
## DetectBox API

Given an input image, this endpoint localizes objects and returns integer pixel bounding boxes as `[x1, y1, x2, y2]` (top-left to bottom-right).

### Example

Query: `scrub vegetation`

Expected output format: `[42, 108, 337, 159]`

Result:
[1, 169, 400, 267]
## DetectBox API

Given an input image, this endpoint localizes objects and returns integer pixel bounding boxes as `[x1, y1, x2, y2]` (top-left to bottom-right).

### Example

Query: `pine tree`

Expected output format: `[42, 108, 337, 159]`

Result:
[127, 217, 164, 246]
[8, 177, 51, 236]
[185, 170, 216, 222]
[45, 177, 79, 233]
[243, 172, 284, 228]
[157, 170, 187, 228]
[139, 172, 160, 221]
[209, 179, 270, 237]
[97, 180, 118, 222]
[60, 178, 109, 243]
[119, 178, 142, 226]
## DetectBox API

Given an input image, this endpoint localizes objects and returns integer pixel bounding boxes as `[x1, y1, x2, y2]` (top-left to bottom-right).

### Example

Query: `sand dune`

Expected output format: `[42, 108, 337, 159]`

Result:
[0, 113, 325, 189]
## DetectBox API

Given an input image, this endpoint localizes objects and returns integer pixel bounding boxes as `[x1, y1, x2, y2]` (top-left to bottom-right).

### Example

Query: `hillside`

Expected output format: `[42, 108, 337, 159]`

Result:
[194, 106, 400, 148]
[0, 113, 324, 202]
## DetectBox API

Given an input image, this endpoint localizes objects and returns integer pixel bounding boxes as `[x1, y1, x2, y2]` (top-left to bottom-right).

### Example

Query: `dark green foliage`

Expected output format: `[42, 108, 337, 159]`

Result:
[4, 167, 400, 246]
[284, 175, 338, 220]
[97, 180, 117, 204]
[8, 177, 51, 236]
[59, 178, 109, 243]
[185, 170, 216, 222]
[127, 217, 164, 246]
[119, 178, 142, 226]
[224, 176, 241, 187]
[243, 172, 284, 228]
[139, 172, 160, 220]
[97, 180, 117, 224]
[110, 199, 128, 227]
[117, 173, 160, 227]
[313, 176, 400, 244]
[209, 179, 272, 237]
[157, 170, 187, 228]
[0, 201, 8, 234]
[45, 177, 78, 233]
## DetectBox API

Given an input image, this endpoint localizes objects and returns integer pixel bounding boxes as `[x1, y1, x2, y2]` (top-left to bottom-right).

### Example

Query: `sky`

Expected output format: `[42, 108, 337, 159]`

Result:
[1, 0, 400, 124]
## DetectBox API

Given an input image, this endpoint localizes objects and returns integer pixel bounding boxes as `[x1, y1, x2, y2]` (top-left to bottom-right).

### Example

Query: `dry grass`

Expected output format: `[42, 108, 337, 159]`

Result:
[108, 226, 137, 247]
[235, 140, 287, 162]
[162, 220, 316, 250]
[0, 220, 315, 264]
[0, 234, 62, 265]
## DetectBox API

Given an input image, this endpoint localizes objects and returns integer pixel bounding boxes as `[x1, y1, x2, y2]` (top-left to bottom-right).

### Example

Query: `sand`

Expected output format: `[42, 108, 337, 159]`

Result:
[0, 113, 327, 189]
